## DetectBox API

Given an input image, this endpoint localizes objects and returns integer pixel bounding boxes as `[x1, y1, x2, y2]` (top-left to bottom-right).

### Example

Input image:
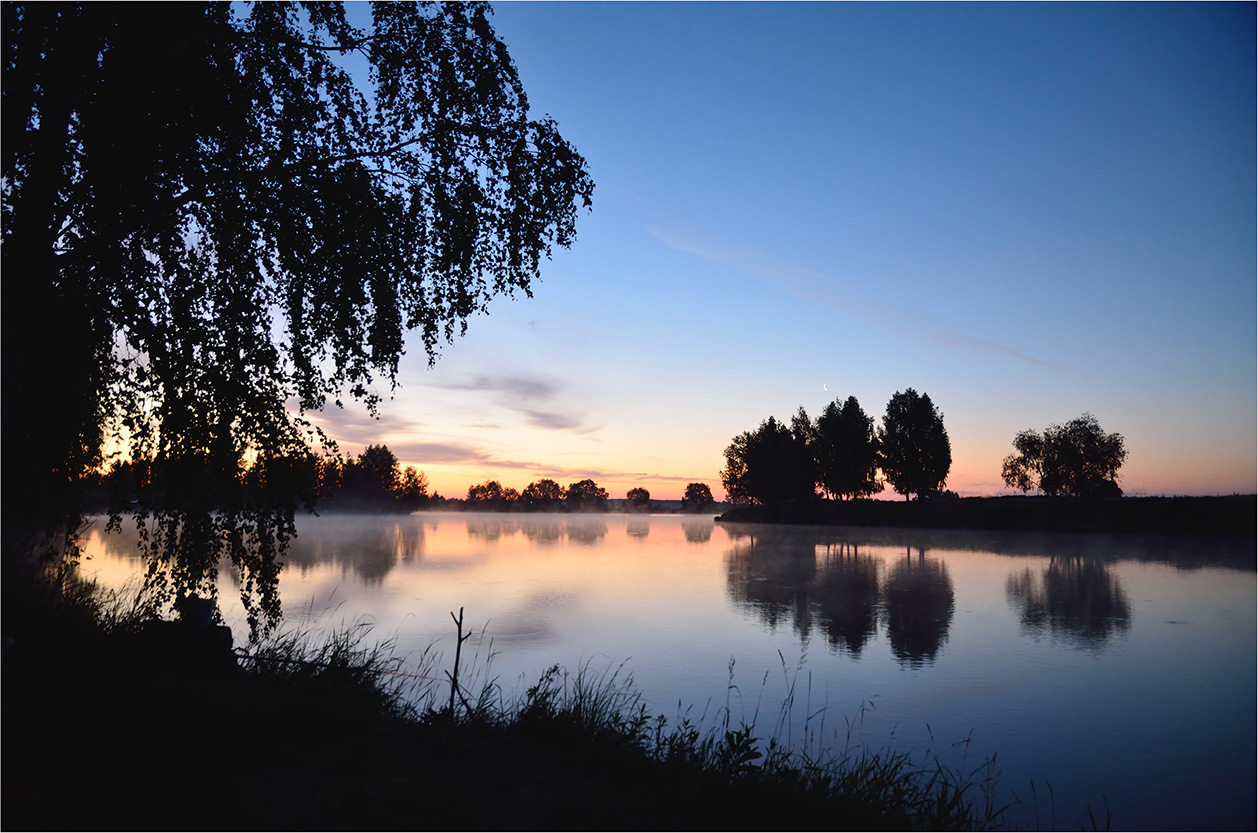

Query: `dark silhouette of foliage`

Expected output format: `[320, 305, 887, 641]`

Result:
[466, 480, 517, 510]
[344, 444, 401, 501]
[520, 478, 566, 511]
[878, 389, 951, 501]
[396, 466, 430, 511]
[566, 479, 609, 512]
[720, 415, 817, 506]
[3, 2, 593, 629]
[814, 396, 883, 501]
[1001, 414, 1127, 498]
[680, 482, 716, 513]
[625, 487, 651, 512]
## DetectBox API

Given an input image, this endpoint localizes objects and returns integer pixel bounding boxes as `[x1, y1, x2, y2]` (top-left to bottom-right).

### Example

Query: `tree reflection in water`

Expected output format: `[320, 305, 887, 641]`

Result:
[466, 518, 520, 543]
[814, 542, 880, 656]
[681, 520, 713, 544]
[726, 533, 956, 665]
[565, 518, 608, 547]
[520, 518, 564, 547]
[882, 547, 955, 667]
[1006, 555, 1131, 647]
[264, 519, 428, 585]
[725, 531, 819, 639]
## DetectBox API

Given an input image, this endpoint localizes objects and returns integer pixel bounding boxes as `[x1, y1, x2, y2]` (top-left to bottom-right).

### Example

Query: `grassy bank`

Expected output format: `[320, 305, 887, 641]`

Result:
[717, 494, 1256, 538]
[3, 574, 1015, 831]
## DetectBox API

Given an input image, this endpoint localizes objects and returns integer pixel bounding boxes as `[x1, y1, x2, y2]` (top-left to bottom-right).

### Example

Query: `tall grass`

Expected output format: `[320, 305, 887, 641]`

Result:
[17, 573, 1020, 830]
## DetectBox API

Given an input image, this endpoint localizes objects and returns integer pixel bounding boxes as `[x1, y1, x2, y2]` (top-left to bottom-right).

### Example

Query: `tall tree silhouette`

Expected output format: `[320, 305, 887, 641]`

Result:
[3, 2, 593, 629]
[815, 396, 883, 501]
[878, 389, 951, 500]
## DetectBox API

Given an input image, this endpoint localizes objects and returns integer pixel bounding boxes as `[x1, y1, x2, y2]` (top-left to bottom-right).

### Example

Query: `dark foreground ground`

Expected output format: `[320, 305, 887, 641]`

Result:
[717, 494, 1256, 538]
[1, 631, 746, 830]
[3, 608, 987, 832]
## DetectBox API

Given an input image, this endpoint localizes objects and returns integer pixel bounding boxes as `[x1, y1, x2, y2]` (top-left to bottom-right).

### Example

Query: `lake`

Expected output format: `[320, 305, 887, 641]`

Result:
[80, 511, 1256, 830]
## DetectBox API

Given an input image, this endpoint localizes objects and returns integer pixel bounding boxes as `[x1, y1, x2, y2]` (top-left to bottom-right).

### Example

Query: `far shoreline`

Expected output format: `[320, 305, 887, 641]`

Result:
[715, 494, 1256, 538]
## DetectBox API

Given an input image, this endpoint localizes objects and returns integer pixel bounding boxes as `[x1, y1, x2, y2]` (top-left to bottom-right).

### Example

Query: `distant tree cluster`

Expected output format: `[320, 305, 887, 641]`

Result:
[722, 389, 951, 505]
[1001, 414, 1127, 498]
[461, 478, 611, 512]
[312, 444, 431, 511]
[453, 479, 720, 513]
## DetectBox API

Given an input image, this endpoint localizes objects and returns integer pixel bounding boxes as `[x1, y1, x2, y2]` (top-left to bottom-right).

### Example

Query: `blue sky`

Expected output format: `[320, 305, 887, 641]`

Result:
[315, 1, 1256, 500]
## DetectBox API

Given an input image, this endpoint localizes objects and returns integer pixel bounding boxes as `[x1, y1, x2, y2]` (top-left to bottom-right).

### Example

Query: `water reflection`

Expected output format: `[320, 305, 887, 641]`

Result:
[565, 518, 608, 547]
[1006, 555, 1132, 647]
[627, 518, 650, 539]
[682, 519, 713, 544]
[726, 530, 819, 639]
[282, 518, 427, 585]
[883, 547, 955, 666]
[814, 542, 879, 655]
[724, 532, 955, 666]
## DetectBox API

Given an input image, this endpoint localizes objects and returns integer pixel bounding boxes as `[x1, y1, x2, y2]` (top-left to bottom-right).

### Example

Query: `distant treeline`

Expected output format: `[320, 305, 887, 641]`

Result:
[724, 389, 1129, 507]
[441, 479, 718, 514]
[88, 445, 723, 516]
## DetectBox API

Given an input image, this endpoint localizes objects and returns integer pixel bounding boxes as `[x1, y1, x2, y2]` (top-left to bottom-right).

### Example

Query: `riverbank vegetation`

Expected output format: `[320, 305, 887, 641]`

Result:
[718, 494, 1256, 538]
[4, 572, 1014, 831]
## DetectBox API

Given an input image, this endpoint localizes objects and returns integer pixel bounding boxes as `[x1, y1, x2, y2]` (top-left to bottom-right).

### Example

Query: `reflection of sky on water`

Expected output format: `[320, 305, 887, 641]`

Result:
[79, 512, 1255, 831]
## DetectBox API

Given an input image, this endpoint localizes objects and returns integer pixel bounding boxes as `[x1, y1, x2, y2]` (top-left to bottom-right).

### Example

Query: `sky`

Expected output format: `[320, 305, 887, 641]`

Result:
[312, 2, 1256, 502]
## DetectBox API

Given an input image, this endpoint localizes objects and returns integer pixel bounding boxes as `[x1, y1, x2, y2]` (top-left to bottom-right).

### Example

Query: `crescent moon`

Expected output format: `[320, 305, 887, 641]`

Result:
[823, 383, 829, 392]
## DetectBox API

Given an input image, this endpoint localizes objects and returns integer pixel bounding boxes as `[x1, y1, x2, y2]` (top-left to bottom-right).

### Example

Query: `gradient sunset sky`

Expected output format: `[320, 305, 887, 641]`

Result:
[311, 2, 1256, 501]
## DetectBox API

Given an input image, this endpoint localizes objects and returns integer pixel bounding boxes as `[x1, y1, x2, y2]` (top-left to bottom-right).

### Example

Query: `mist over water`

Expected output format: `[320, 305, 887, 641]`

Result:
[82, 512, 1256, 831]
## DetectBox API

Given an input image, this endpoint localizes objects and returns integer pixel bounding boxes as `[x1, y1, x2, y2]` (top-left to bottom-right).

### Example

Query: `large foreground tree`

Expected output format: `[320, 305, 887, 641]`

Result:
[3, 2, 593, 629]
[1001, 414, 1127, 497]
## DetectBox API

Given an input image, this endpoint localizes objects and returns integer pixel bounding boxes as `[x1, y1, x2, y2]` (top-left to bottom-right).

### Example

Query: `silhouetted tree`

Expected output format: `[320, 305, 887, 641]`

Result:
[814, 396, 883, 501]
[520, 478, 567, 511]
[1001, 414, 1127, 497]
[397, 466, 429, 510]
[466, 480, 515, 510]
[681, 482, 716, 513]
[566, 479, 609, 512]
[721, 415, 817, 506]
[626, 487, 651, 512]
[878, 389, 951, 500]
[358, 444, 401, 496]
[3, 2, 593, 628]
[314, 456, 346, 501]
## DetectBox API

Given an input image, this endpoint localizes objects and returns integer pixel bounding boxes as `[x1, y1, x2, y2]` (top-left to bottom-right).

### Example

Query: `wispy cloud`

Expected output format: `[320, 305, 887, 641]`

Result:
[649, 223, 1048, 366]
[430, 373, 596, 433]
[301, 408, 421, 452]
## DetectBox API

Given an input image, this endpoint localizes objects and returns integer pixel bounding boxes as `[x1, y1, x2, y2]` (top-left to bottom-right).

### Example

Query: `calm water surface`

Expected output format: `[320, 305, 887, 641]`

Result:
[82, 512, 1256, 830]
